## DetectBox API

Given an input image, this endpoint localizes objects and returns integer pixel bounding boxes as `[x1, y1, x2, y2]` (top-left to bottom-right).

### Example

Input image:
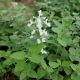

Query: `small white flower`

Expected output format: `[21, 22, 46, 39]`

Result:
[30, 35, 34, 39]
[39, 29, 48, 37]
[42, 30, 48, 36]
[39, 28, 43, 36]
[41, 37, 46, 42]
[38, 10, 43, 17]
[46, 22, 51, 27]
[27, 23, 31, 27]
[27, 19, 33, 27]
[37, 39, 41, 44]
[36, 17, 42, 29]
[43, 17, 46, 20]
[41, 49, 47, 54]
[31, 30, 36, 35]
[44, 19, 51, 27]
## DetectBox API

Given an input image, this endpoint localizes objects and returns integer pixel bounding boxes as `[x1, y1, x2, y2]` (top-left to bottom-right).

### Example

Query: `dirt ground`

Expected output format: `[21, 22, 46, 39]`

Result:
[13, 0, 40, 3]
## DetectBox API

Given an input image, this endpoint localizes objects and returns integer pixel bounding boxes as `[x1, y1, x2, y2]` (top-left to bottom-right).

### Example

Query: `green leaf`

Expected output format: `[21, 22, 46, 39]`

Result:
[41, 60, 48, 69]
[52, 27, 61, 33]
[62, 61, 72, 75]
[70, 64, 80, 75]
[28, 44, 44, 55]
[14, 61, 26, 72]
[10, 51, 26, 60]
[0, 51, 10, 57]
[62, 16, 73, 27]
[62, 61, 71, 67]
[49, 61, 60, 68]
[48, 54, 58, 61]
[28, 44, 44, 63]
[47, 67, 54, 73]
[41, 60, 54, 73]
[71, 72, 80, 80]
[51, 73, 58, 80]
[20, 71, 27, 80]
[57, 38, 72, 47]
[28, 54, 44, 63]
[64, 67, 72, 75]
[25, 64, 37, 78]
[51, 73, 63, 80]
[69, 48, 80, 61]
[57, 38, 67, 47]
[27, 70, 37, 78]
[3, 59, 12, 66]
[37, 67, 46, 79]
[53, 20, 62, 27]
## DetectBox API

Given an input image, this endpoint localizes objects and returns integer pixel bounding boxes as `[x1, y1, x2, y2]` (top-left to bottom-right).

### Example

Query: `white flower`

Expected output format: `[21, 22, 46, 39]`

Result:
[45, 22, 51, 27]
[31, 30, 36, 35]
[41, 30, 48, 42]
[27, 19, 33, 27]
[41, 37, 46, 42]
[28, 10, 50, 44]
[36, 17, 42, 29]
[30, 35, 34, 39]
[37, 39, 41, 44]
[42, 30, 48, 36]
[44, 19, 51, 27]
[39, 28, 43, 36]
[38, 10, 43, 17]
[43, 17, 46, 20]
[41, 49, 47, 54]
[38, 27, 47, 36]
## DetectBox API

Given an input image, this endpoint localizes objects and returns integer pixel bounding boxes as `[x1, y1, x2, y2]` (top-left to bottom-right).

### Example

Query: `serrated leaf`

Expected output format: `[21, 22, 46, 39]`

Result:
[0, 51, 10, 57]
[62, 61, 72, 75]
[28, 44, 44, 63]
[64, 67, 72, 75]
[71, 72, 80, 80]
[10, 51, 26, 60]
[3, 59, 12, 66]
[51, 73, 63, 80]
[57, 38, 67, 47]
[62, 61, 71, 67]
[20, 71, 27, 80]
[27, 70, 37, 78]
[62, 16, 73, 27]
[28, 54, 44, 63]
[14, 61, 26, 72]
[41, 60, 54, 73]
[37, 67, 46, 79]
[70, 64, 80, 75]
[24, 64, 38, 78]
[69, 48, 80, 61]
[52, 27, 61, 33]
[28, 44, 44, 55]
[49, 61, 60, 68]
[53, 20, 62, 27]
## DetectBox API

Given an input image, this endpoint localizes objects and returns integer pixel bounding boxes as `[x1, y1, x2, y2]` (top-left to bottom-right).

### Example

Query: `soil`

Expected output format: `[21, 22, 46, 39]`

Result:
[1, 72, 38, 80]
[1, 71, 19, 80]
[13, 0, 40, 4]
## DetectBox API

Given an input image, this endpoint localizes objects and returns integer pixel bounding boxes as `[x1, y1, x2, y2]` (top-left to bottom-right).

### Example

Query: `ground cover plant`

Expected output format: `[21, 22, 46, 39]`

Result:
[0, 0, 80, 80]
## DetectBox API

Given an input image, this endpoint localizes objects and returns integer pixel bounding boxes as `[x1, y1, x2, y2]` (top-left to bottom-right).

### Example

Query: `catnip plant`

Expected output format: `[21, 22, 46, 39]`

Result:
[0, 2, 53, 80]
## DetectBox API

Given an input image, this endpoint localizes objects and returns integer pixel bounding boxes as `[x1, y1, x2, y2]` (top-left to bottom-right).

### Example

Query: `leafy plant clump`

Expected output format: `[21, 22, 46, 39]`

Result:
[0, 1, 52, 80]
[0, 0, 80, 80]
